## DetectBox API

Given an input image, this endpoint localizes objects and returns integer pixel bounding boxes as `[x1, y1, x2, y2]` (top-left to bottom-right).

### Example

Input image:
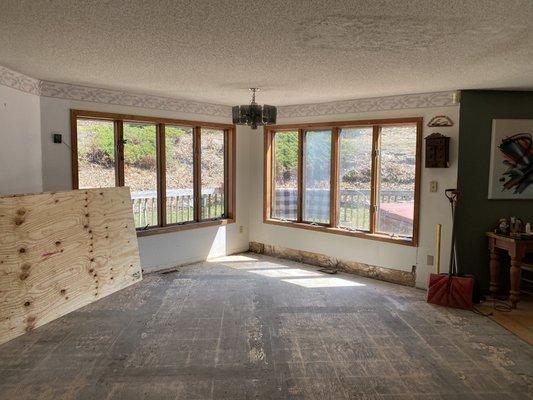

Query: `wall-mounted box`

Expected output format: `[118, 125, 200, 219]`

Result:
[425, 132, 450, 168]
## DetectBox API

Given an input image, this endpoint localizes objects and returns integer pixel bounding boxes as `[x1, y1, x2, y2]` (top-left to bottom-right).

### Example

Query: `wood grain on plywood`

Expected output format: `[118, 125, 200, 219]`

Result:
[0, 187, 142, 345]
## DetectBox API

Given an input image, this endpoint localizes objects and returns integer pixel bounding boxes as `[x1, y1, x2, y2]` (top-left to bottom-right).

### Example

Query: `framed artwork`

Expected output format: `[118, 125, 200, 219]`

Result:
[488, 119, 533, 199]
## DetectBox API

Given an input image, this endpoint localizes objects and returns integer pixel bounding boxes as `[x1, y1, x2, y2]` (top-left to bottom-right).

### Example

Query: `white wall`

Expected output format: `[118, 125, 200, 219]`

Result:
[39, 96, 251, 270]
[1, 79, 459, 282]
[0, 85, 42, 195]
[248, 106, 460, 288]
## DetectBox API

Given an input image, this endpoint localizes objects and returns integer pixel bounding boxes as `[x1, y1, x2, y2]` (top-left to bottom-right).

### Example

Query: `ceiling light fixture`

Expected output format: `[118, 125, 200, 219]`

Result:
[232, 88, 277, 129]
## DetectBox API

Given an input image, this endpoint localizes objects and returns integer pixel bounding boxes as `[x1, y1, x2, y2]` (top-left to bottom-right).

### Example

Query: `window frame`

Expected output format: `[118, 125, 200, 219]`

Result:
[70, 109, 236, 237]
[264, 117, 422, 246]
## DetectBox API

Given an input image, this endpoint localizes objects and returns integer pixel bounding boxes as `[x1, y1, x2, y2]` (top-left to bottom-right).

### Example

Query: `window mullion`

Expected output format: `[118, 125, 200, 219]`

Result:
[265, 130, 273, 220]
[193, 126, 201, 222]
[330, 127, 340, 228]
[71, 114, 79, 189]
[224, 128, 235, 220]
[369, 125, 380, 233]
[297, 129, 304, 223]
[223, 129, 229, 218]
[157, 123, 166, 227]
[115, 120, 124, 186]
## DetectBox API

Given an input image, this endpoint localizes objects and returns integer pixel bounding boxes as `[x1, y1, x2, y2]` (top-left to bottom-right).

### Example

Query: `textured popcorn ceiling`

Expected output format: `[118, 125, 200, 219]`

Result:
[0, 0, 532, 106]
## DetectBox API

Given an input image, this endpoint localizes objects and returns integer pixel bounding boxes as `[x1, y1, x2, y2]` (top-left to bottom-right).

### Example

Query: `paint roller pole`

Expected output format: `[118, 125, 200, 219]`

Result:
[435, 224, 442, 274]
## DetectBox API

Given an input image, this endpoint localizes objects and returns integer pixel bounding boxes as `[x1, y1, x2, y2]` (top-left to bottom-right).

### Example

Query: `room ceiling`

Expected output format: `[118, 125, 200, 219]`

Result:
[1, 0, 532, 106]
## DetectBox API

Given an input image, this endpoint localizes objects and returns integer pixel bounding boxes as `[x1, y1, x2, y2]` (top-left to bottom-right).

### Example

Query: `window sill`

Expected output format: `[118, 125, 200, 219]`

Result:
[263, 218, 417, 247]
[136, 218, 235, 237]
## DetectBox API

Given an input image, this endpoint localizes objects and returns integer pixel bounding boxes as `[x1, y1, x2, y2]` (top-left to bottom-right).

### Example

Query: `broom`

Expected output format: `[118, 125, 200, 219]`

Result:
[427, 189, 474, 310]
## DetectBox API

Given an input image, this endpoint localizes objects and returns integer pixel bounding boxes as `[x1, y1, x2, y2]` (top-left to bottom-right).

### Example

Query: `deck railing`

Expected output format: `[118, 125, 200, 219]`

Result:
[130, 188, 413, 231]
[338, 189, 413, 230]
[131, 189, 224, 228]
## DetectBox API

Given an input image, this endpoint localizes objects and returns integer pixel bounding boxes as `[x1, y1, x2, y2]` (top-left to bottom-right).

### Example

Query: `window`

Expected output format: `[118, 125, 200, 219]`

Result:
[264, 118, 421, 246]
[303, 130, 331, 224]
[200, 129, 225, 220]
[124, 122, 158, 228]
[377, 125, 417, 237]
[338, 127, 373, 231]
[75, 119, 116, 189]
[165, 125, 194, 224]
[71, 110, 235, 236]
[271, 131, 298, 221]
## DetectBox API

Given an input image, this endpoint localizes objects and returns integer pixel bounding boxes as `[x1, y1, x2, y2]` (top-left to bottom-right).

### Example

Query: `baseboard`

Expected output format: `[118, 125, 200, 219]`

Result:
[249, 241, 416, 287]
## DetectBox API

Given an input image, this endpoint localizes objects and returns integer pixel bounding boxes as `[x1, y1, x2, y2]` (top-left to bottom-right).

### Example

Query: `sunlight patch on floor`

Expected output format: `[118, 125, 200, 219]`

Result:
[282, 277, 366, 288]
[208, 255, 259, 263]
[210, 254, 367, 288]
[222, 260, 290, 270]
[248, 268, 322, 278]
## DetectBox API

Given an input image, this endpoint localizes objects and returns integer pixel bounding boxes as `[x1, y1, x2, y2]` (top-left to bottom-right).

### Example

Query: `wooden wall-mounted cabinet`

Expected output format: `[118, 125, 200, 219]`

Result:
[425, 132, 450, 168]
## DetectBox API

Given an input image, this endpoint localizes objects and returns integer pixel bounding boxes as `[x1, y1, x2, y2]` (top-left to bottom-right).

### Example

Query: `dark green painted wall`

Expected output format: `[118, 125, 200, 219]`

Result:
[456, 90, 533, 289]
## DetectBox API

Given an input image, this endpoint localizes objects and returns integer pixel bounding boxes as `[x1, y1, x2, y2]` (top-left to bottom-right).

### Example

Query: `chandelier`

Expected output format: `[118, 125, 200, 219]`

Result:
[232, 88, 277, 129]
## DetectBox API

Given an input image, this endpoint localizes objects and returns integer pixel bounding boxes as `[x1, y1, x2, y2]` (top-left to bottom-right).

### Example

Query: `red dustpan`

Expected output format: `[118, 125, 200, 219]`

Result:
[427, 189, 474, 310]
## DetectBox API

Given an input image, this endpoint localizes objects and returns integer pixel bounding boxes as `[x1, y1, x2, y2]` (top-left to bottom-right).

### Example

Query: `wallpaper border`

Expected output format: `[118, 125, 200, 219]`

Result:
[277, 91, 456, 118]
[1, 65, 456, 118]
[38, 81, 232, 118]
[0, 65, 41, 96]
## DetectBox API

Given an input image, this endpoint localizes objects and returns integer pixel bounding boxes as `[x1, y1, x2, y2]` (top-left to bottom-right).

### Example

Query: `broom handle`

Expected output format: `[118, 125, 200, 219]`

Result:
[446, 189, 459, 276]
[435, 224, 442, 274]
[449, 205, 456, 276]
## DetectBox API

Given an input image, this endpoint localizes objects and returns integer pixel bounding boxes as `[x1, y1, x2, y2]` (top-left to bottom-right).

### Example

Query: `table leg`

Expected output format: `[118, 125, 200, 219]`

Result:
[489, 248, 500, 298]
[510, 258, 522, 309]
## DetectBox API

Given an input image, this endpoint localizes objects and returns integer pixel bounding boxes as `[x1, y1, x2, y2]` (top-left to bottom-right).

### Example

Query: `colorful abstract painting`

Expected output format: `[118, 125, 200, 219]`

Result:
[488, 119, 533, 199]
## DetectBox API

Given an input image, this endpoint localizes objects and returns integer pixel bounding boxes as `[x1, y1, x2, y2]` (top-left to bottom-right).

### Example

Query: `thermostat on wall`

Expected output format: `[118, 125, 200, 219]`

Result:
[52, 133, 62, 143]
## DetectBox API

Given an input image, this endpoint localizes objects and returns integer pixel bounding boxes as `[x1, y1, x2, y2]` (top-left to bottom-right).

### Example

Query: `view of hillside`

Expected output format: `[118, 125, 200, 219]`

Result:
[272, 125, 417, 191]
[77, 120, 224, 192]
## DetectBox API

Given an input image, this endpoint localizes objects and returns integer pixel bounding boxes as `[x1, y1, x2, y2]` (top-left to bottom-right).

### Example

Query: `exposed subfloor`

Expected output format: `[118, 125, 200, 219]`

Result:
[1, 253, 532, 399]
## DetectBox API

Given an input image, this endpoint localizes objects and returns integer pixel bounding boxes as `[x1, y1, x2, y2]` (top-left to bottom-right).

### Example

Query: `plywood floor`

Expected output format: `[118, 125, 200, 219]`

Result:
[0, 253, 532, 399]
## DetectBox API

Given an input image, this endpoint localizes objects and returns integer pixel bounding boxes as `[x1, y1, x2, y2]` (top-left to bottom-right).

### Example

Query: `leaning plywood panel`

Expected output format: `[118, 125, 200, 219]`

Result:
[0, 187, 142, 345]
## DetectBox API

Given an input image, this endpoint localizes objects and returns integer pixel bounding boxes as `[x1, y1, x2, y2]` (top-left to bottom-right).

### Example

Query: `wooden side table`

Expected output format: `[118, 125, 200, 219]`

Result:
[487, 232, 533, 308]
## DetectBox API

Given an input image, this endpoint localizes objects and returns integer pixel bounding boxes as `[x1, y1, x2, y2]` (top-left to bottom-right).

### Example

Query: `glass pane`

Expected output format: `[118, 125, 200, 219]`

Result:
[303, 130, 331, 224]
[272, 131, 298, 220]
[338, 127, 373, 231]
[76, 119, 115, 189]
[201, 129, 225, 219]
[124, 122, 158, 228]
[377, 125, 417, 237]
[166, 126, 194, 224]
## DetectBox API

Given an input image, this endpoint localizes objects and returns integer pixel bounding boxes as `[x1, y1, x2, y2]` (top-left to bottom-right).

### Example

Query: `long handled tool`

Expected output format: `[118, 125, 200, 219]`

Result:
[435, 223, 442, 274]
[427, 189, 474, 310]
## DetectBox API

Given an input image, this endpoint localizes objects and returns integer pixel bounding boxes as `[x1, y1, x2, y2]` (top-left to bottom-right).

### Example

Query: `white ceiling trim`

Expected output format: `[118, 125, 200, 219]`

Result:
[1, 64, 455, 119]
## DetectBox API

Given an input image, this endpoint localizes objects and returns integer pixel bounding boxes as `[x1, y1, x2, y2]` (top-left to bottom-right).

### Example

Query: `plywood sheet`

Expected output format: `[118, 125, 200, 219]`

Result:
[0, 187, 142, 345]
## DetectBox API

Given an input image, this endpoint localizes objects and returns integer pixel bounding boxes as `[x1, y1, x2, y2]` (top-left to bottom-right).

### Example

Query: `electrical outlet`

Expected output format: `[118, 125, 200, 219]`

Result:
[429, 181, 438, 192]
[427, 255, 434, 265]
[239, 225, 243, 233]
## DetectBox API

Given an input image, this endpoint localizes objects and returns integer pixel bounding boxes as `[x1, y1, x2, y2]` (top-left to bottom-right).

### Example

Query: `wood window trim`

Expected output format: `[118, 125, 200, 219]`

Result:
[297, 129, 304, 222]
[263, 117, 422, 247]
[70, 109, 236, 237]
